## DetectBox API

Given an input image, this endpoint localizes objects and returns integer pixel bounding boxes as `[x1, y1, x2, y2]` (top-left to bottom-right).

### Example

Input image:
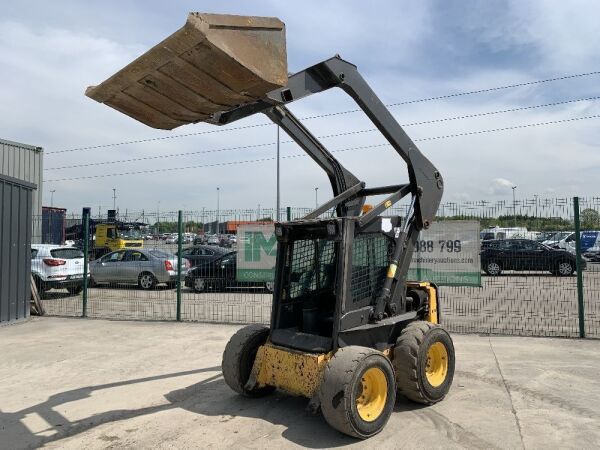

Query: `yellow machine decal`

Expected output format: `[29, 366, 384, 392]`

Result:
[251, 344, 332, 398]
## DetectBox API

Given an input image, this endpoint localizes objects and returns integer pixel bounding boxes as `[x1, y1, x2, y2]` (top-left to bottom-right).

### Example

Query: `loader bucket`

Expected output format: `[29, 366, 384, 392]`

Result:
[86, 13, 287, 130]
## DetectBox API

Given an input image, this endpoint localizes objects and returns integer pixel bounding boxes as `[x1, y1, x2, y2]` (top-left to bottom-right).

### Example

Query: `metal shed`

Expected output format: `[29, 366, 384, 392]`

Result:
[0, 173, 36, 325]
[0, 138, 43, 243]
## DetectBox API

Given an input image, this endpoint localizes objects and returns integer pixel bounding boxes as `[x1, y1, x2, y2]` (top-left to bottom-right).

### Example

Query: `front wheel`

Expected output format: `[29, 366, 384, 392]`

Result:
[192, 277, 206, 293]
[555, 261, 574, 276]
[394, 321, 455, 404]
[319, 346, 396, 439]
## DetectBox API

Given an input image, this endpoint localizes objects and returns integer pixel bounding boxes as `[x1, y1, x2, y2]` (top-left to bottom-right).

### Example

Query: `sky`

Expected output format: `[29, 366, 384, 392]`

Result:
[2, 0, 600, 217]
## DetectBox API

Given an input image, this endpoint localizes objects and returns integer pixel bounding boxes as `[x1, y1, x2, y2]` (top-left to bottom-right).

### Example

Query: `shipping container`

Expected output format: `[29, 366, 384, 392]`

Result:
[42, 206, 66, 245]
[0, 138, 43, 243]
[0, 173, 35, 324]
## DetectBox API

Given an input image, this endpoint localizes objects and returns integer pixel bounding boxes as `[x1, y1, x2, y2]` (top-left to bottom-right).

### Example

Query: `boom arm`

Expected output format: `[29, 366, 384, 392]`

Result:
[217, 56, 443, 229]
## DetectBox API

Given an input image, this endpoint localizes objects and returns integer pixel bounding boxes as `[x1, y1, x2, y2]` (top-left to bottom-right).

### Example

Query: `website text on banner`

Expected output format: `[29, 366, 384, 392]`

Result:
[236, 221, 481, 287]
[409, 220, 481, 287]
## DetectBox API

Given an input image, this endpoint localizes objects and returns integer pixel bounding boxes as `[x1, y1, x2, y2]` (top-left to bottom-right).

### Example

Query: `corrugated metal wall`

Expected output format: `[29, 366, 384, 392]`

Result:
[0, 174, 35, 324]
[0, 138, 43, 243]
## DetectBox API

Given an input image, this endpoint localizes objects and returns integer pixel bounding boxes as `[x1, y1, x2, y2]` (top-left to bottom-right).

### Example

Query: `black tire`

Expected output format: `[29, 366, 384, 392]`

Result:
[484, 260, 502, 276]
[222, 325, 274, 397]
[192, 277, 206, 293]
[394, 321, 455, 405]
[33, 276, 46, 299]
[67, 285, 83, 295]
[138, 272, 157, 290]
[555, 260, 574, 276]
[319, 346, 396, 439]
[88, 277, 97, 288]
[264, 281, 274, 293]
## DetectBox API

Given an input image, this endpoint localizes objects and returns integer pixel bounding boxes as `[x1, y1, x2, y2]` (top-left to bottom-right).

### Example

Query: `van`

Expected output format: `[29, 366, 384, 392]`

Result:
[557, 231, 600, 254]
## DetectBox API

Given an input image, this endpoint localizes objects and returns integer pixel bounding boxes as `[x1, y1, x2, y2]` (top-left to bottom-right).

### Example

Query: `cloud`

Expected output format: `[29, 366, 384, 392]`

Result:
[489, 178, 516, 195]
[1, 2, 600, 214]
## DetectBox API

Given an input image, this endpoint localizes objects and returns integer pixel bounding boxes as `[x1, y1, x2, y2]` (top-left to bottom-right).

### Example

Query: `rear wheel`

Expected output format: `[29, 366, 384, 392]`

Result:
[319, 346, 395, 439]
[33, 276, 46, 299]
[67, 285, 83, 295]
[222, 325, 274, 397]
[393, 321, 455, 404]
[556, 260, 574, 276]
[484, 260, 502, 276]
[138, 272, 157, 290]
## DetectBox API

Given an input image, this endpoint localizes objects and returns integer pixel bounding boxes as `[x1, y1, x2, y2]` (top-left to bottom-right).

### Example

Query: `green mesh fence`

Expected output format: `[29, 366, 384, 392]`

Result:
[29, 198, 600, 338]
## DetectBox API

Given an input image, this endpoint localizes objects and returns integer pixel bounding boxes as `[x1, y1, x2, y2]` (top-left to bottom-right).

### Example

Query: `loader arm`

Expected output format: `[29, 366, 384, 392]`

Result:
[85, 12, 444, 322]
[217, 56, 444, 229]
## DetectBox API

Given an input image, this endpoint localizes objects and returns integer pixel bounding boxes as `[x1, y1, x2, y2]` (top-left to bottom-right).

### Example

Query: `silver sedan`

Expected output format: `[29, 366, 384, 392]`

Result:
[90, 248, 188, 289]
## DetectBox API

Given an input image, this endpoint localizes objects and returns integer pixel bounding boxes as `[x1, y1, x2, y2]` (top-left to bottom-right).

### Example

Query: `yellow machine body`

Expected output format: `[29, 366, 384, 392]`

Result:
[251, 283, 438, 399]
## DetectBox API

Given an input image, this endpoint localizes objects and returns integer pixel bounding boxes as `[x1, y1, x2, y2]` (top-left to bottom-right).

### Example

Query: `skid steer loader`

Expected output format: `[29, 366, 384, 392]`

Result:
[86, 12, 455, 439]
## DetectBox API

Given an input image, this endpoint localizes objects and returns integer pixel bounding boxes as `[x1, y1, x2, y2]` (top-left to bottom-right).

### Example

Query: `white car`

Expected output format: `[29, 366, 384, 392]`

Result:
[165, 234, 179, 244]
[31, 244, 86, 297]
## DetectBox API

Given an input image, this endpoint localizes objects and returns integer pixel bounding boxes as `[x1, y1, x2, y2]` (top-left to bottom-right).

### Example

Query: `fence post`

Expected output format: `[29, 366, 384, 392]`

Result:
[286, 207, 291, 221]
[573, 196, 585, 338]
[176, 210, 183, 322]
[82, 208, 90, 318]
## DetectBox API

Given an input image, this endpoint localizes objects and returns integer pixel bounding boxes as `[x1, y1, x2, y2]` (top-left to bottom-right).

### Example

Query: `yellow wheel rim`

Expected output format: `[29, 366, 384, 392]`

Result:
[356, 367, 388, 422]
[426, 342, 448, 387]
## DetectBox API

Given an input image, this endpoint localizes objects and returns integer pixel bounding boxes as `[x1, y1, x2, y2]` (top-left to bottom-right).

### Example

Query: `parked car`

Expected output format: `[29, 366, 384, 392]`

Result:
[207, 235, 220, 245]
[584, 247, 600, 262]
[165, 234, 179, 244]
[185, 252, 273, 293]
[177, 245, 232, 267]
[481, 239, 584, 276]
[541, 231, 573, 248]
[193, 235, 207, 245]
[31, 244, 86, 297]
[90, 248, 189, 289]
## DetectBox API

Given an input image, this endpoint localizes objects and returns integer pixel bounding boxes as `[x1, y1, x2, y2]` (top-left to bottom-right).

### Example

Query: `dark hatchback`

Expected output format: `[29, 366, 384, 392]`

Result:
[184, 252, 274, 293]
[177, 245, 231, 267]
[481, 239, 585, 276]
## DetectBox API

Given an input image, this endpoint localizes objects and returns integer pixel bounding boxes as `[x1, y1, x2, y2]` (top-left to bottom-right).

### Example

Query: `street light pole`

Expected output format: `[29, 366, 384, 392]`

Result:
[156, 201, 160, 235]
[315, 187, 319, 208]
[276, 125, 280, 221]
[512, 186, 517, 227]
[112, 188, 117, 210]
[216, 187, 220, 234]
[50, 189, 55, 208]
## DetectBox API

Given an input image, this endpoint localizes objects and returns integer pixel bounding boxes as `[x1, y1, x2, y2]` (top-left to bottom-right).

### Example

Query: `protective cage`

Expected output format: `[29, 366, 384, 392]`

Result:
[269, 218, 406, 353]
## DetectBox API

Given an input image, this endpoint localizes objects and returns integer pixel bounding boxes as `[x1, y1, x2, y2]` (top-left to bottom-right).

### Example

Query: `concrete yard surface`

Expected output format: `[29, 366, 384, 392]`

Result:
[1, 318, 599, 449]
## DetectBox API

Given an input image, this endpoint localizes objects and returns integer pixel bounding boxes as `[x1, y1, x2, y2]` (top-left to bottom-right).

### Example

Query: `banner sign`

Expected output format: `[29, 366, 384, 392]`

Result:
[236, 224, 277, 282]
[408, 220, 481, 286]
[237, 220, 481, 286]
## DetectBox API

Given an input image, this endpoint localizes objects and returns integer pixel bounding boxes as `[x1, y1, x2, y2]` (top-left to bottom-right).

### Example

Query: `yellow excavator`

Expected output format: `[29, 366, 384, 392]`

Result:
[86, 12, 454, 439]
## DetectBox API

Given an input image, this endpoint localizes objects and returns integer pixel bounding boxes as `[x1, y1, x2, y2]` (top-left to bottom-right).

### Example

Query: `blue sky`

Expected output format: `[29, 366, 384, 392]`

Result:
[2, 1, 600, 214]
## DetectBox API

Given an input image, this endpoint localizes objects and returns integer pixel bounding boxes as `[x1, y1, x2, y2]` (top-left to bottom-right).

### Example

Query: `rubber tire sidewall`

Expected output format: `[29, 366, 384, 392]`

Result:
[556, 260, 574, 276]
[485, 260, 501, 276]
[319, 347, 396, 439]
[347, 354, 396, 438]
[221, 325, 273, 397]
[138, 272, 157, 290]
[67, 285, 83, 295]
[416, 327, 455, 402]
